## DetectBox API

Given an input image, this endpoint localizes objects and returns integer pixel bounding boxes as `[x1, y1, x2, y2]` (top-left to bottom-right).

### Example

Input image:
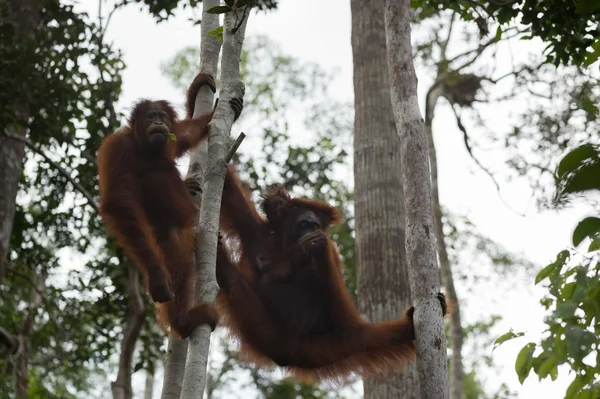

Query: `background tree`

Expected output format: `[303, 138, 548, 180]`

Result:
[349, 0, 418, 396]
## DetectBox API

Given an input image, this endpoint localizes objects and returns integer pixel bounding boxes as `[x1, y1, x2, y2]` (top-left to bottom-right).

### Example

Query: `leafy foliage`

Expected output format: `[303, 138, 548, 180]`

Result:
[0, 1, 165, 396]
[498, 144, 600, 398]
[129, 0, 278, 21]
[413, 0, 600, 67]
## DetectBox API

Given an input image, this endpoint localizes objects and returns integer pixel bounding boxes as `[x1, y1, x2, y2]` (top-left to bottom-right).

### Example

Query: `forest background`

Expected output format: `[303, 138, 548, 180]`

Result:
[0, 0, 598, 398]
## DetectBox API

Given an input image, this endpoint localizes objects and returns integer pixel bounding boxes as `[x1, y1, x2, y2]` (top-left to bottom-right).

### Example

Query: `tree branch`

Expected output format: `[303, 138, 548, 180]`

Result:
[3, 131, 99, 214]
[111, 263, 145, 399]
[179, 4, 250, 398]
[450, 105, 526, 216]
[0, 325, 18, 354]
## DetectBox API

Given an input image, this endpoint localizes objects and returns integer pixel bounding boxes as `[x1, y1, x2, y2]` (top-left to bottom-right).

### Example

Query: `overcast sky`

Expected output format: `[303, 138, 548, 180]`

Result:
[72, 1, 596, 397]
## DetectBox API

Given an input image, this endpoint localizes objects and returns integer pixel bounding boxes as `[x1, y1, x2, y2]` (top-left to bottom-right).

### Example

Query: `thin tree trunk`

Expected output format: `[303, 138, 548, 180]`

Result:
[179, 5, 249, 398]
[350, 0, 418, 397]
[425, 85, 464, 399]
[112, 263, 146, 399]
[0, 0, 41, 285]
[144, 367, 155, 399]
[11, 270, 47, 398]
[161, 338, 189, 399]
[160, 1, 221, 397]
[384, 1, 449, 398]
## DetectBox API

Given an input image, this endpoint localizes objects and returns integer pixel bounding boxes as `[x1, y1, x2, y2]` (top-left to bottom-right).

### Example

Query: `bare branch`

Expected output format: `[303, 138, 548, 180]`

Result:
[0, 326, 18, 354]
[224, 132, 246, 163]
[450, 105, 526, 217]
[439, 12, 456, 59]
[5, 269, 44, 297]
[20, 270, 47, 336]
[111, 263, 145, 399]
[3, 131, 99, 214]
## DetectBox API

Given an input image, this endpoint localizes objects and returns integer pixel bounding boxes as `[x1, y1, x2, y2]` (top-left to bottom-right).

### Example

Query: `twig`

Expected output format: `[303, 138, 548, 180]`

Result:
[5, 269, 44, 297]
[225, 132, 246, 163]
[451, 105, 526, 217]
[3, 131, 100, 214]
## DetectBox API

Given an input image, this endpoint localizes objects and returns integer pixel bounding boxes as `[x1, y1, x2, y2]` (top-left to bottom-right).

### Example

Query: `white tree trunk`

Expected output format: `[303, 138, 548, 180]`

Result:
[160, 1, 221, 397]
[425, 85, 464, 399]
[384, 1, 449, 398]
[144, 368, 155, 399]
[179, 4, 249, 398]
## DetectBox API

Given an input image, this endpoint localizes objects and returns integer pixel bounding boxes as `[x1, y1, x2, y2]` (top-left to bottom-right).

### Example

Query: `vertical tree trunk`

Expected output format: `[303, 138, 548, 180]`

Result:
[350, 0, 418, 397]
[0, 0, 41, 285]
[144, 368, 155, 399]
[384, 0, 449, 398]
[112, 264, 145, 399]
[12, 271, 47, 398]
[161, 1, 221, 397]
[179, 4, 249, 398]
[425, 85, 464, 399]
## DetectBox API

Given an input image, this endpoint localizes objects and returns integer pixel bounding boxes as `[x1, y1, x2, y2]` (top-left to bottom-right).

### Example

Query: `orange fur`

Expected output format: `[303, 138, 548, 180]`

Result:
[97, 72, 220, 338]
[215, 168, 436, 384]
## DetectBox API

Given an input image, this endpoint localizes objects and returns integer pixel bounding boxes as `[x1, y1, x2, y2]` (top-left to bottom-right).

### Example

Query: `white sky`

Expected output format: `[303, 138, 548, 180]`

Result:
[72, 0, 597, 398]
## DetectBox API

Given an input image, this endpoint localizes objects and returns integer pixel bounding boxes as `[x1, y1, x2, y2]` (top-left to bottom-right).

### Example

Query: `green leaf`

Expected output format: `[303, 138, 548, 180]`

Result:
[495, 25, 502, 41]
[207, 26, 224, 41]
[561, 282, 577, 301]
[566, 374, 586, 398]
[536, 354, 558, 380]
[535, 251, 568, 284]
[515, 342, 536, 384]
[167, 133, 177, 141]
[588, 236, 600, 252]
[573, 217, 600, 246]
[207, 5, 233, 14]
[493, 331, 525, 351]
[225, 0, 235, 6]
[583, 38, 600, 67]
[556, 144, 598, 179]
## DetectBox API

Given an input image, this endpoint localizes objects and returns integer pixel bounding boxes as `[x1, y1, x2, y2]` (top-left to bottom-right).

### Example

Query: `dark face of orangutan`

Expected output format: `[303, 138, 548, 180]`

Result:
[144, 103, 173, 151]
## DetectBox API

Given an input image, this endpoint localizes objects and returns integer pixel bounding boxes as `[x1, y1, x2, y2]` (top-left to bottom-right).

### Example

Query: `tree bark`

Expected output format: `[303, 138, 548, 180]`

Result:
[112, 264, 146, 399]
[0, 0, 42, 285]
[384, 1, 449, 398]
[160, 1, 221, 397]
[350, 0, 418, 397]
[179, 4, 249, 398]
[425, 84, 464, 399]
[144, 367, 155, 399]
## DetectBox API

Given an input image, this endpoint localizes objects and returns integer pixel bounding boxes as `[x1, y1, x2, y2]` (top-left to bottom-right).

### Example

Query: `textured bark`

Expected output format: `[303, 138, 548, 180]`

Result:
[350, 0, 418, 397]
[0, 0, 41, 285]
[112, 264, 145, 399]
[179, 4, 249, 398]
[160, 1, 221, 397]
[161, 338, 189, 399]
[425, 84, 464, 399]
[384, 1, 449, 398]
